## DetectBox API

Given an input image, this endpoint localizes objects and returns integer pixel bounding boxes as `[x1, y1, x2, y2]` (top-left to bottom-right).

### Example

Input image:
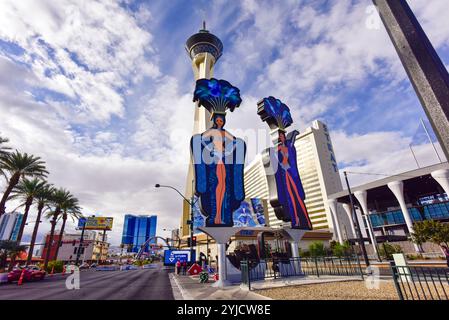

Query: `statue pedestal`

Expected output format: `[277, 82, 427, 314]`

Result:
[197, 226, 308, 287]
[198, 227, 241, 288]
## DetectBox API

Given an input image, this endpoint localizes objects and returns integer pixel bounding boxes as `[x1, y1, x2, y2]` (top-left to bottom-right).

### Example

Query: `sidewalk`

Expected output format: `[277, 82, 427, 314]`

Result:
[169, 273, 271, 300]
[247, 275, 363, 290]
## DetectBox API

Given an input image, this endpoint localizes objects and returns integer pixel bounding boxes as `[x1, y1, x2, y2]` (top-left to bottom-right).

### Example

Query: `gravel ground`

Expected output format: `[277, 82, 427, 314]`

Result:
[256, 280, 400, 300]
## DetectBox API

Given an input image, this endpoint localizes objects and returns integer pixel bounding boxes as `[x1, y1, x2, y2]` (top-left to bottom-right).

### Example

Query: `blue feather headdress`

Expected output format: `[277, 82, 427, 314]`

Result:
[257, 96, 293, 131]
[193, 78, 242, 116]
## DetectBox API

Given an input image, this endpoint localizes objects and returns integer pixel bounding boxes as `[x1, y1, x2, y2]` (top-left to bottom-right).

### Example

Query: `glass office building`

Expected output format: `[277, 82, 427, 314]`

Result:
[121, 215, 157, 253]
[0, 212, 23, 241]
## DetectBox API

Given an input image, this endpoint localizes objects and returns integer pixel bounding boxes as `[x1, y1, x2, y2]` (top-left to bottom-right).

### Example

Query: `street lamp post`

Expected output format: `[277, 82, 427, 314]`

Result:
[155, 183, 197, 264]
[344, 172, 370, 267]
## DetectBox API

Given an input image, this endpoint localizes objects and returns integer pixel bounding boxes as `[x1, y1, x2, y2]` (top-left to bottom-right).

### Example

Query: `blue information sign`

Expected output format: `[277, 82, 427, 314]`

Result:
[163, 250, 196, 266]
[78, 217, 87, 227]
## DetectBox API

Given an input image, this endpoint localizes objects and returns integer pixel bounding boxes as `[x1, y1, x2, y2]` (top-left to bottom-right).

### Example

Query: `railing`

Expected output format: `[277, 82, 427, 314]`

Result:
[391, 264, 449, 300]
[241, 256, 363, 290]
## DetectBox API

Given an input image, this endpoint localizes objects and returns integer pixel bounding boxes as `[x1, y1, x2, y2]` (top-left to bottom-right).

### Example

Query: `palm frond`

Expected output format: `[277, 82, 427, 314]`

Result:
[0, 150, 49, 180]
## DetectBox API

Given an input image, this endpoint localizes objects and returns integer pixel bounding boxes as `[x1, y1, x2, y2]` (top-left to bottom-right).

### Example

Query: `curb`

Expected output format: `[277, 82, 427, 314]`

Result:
[169, 273, 193, 300]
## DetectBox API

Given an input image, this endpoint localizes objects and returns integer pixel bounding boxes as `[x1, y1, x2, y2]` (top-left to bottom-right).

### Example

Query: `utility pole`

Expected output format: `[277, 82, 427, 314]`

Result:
[344, 172, 370, 266]
[409, 144, 420, 169]
[421, 118, 443, 163]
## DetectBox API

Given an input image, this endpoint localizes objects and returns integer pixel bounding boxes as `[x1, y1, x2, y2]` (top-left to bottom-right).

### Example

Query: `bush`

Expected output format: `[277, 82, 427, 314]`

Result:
[379, 243, 403, 260]
[331, 241, 352, 258]
[46, 260, 64, 273]
[406, 254, 427, 261]
[309, 242, 326, 257]
[299, 248, 310, 258]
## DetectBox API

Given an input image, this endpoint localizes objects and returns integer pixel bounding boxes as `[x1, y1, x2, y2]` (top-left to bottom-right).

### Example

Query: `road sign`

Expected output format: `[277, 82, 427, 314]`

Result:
[163, 250, 195, 266]
[79, 217, 87, 226]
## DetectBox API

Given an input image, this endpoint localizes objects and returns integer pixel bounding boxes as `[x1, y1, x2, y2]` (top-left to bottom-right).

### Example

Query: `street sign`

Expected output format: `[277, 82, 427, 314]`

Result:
[163, 250, 196, 266]
[79, 217, 87, 226]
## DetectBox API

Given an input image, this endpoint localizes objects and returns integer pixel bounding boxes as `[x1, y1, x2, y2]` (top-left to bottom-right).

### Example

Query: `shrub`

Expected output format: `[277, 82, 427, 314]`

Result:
[299, 248, 310, 258]
[379, 243, 403, 260]
[309, 242, 326, 257]
[46, 260, 64, 273]
[332, 241, 352, 258]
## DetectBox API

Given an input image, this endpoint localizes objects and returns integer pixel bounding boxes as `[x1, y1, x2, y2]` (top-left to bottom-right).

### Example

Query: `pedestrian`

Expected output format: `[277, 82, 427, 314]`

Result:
[441, 245, 449, 267]
[182, 261, 187, 275]
[175, 259, 181, 275]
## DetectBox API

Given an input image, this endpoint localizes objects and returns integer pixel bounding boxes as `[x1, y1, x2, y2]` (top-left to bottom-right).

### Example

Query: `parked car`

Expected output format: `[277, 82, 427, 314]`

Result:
[8, 266, 46, 283]
[90, 263, 97, 268]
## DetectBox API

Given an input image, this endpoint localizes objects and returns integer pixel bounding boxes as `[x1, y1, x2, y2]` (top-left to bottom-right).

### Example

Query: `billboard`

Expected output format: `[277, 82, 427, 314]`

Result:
[163, 250, 196, 266]
[78, 217, 113, 230]
[192, 198, 268, 234]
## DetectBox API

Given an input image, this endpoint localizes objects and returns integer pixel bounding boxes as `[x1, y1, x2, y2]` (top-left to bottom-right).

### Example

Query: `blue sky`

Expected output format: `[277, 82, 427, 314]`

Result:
[0, 0, 448, 245]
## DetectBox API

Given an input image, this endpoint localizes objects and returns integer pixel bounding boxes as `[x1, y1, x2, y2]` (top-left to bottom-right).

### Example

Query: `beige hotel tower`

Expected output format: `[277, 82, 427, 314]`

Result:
[244, 120, 352, 241]
[180, 23, 223, 238]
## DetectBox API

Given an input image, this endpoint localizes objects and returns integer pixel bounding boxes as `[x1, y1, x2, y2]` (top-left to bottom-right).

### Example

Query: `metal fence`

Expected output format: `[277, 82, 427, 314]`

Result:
[391, 264, 449, 300]
[241, 256, 363, 290]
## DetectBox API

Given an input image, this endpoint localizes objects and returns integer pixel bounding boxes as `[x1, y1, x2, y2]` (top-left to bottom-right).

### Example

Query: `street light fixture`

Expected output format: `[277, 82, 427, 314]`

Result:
[155, 183, 198, 262]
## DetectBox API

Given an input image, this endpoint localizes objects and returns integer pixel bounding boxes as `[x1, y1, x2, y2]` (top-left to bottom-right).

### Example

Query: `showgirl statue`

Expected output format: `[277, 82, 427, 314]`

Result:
[257, 97, 312, 230]
[191, 78, 246, 227]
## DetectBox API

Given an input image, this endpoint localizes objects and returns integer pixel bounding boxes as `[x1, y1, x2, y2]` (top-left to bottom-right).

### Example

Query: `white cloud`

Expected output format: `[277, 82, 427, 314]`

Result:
[0, 0, 159, 123]
[332, 129, 446, 187]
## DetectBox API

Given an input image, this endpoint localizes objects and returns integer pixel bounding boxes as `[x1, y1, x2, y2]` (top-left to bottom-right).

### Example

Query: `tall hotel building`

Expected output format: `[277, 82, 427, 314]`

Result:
[245, 120, 349, 237]
[121, 215, 157, 253]
[0, 212, 23, 241]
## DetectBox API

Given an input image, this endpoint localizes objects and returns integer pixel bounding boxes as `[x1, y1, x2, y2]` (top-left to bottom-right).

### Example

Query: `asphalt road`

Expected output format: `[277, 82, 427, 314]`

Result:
[0, 265, 175, 300]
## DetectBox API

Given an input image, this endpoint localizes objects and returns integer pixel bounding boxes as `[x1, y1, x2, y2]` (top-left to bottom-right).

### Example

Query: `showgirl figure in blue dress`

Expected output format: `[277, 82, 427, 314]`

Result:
[190, 78, 246, 227]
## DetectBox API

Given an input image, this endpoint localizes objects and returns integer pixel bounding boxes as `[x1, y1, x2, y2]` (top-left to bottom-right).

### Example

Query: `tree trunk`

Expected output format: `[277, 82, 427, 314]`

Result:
[16, 197, 33, 244]
[43, 209, 59, 269]
[0, 172, 20, 217]
[8, 256, 16, 272]
[26, 202, 44, 266]
[54, 213, 67, 261]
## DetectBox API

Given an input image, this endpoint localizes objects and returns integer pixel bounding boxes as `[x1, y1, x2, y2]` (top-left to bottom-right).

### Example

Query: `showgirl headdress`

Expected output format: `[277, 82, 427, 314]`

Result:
[193, 78, 242, 118]
[257, 96, 293, 132]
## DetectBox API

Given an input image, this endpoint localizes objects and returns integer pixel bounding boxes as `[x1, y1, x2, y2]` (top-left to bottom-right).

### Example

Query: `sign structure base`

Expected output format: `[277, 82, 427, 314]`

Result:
[197, 226, 308, 287]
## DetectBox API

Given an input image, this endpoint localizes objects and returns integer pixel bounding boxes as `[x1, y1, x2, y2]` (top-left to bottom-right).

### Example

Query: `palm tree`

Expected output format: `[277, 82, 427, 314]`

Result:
[0, 151, 48, 218]
[8, 178, 47, 244]
[0, 240, 27, 272]
[0, 136, 11, 180]
[43, 188, 73, 268]
[26, 183, 54, 266]
[54, 196, 82, 260]
[0, 136, 10, 157]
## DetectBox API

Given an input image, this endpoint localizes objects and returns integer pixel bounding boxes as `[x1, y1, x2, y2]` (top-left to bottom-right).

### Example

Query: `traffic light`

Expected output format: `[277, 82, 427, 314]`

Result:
[187, 237, 197, 247]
